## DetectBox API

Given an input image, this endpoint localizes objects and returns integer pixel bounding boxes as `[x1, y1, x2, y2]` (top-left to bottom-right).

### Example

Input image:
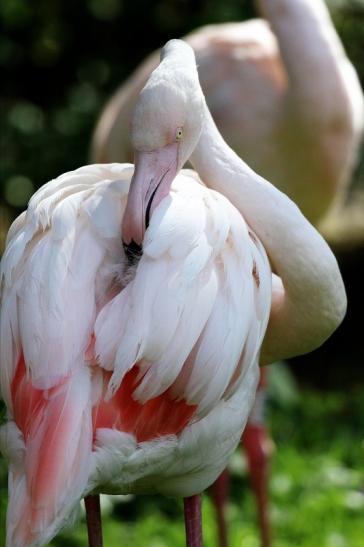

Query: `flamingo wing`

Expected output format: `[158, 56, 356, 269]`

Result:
[0, 164, 131, 547]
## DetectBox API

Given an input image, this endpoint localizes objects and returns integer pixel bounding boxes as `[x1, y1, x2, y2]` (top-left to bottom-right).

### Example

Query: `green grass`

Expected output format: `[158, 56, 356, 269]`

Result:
[1, 365, 364, 546]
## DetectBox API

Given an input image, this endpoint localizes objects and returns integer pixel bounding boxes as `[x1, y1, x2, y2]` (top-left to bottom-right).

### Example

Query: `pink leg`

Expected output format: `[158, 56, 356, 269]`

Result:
[184, 494, 202, 547]
[242, 424, 271, 547]
[241, 367, 272, 547]
[242, 367, 272, 547]
[85, 495, 103, 547]
[209, 469, 229, 547]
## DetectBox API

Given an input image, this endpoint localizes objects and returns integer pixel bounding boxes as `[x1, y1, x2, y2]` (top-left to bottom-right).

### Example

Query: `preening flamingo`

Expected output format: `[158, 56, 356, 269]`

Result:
[90, 1, 363, 543]
[0, 40, 346, 547]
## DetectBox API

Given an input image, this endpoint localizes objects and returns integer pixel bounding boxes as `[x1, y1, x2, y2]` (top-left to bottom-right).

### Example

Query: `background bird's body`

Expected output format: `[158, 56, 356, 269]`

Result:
[92, 3, 363, 227]
[0, 163, 272, 546]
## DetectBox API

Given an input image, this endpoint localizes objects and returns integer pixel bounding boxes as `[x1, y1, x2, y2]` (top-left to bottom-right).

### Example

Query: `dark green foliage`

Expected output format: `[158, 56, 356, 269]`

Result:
[0, 0, 255, 218]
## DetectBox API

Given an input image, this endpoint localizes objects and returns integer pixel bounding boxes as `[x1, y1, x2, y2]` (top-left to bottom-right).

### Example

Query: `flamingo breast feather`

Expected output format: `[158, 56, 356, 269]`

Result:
[94, 170, 272, 417]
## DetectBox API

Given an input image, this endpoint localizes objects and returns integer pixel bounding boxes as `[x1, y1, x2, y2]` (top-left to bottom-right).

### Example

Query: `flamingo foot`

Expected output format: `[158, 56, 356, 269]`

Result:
[210, 469, 229, 547]
[85, 495, 103, 547]
[184, 494, 202, 547]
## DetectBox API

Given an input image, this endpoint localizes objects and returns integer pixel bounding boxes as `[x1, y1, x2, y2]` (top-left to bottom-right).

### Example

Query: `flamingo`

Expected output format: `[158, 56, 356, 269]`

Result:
[0, 40, 346, 547]
[91, 0, 364, 227]
[90, 2, 363, 543]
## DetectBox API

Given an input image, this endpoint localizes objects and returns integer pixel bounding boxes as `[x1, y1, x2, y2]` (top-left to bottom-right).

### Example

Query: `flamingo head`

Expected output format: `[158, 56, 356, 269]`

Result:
[122, 39, 204, 248]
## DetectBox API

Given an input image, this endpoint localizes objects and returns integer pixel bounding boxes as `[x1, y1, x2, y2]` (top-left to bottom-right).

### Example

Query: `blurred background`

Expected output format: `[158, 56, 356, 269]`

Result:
[1, 0, 364, 545]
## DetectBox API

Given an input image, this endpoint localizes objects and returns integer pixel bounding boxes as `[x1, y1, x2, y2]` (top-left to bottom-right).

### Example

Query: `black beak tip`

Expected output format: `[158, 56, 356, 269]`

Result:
[123, 239, 143, 266]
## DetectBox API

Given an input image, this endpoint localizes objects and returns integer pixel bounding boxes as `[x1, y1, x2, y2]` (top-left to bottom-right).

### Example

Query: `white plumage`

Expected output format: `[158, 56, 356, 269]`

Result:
[0, 163, 271, 546]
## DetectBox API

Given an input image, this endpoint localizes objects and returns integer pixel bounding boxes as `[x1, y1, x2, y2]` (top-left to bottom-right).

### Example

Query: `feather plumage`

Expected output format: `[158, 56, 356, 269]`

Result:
[0, 163, 271, 546]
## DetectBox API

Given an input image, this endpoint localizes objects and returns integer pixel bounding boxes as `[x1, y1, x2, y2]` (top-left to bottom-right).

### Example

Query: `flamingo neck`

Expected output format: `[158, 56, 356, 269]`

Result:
[257, 0, 364, 227]
[190, 101, 347, 364]
[256, 0, 359, 126]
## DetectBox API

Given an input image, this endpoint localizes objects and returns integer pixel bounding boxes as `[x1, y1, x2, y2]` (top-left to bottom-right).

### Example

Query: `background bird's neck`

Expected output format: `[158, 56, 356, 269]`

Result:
[256, 0, 363, 227]
[190, 100, 346, 365]
[256, 0, 356, 124]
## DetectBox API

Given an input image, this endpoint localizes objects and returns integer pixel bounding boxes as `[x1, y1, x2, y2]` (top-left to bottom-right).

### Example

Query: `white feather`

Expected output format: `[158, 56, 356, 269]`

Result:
[0, 289, 21, 409]
[0, 163, 272, 547]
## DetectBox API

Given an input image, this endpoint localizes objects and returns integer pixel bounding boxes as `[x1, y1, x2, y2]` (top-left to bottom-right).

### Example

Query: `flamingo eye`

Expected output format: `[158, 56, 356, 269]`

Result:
[175, 127, 183, 141]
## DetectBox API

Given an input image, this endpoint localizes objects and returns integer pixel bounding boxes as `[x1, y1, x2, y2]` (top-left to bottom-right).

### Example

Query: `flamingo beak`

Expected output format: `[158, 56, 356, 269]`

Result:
[122, 142, 179, 247]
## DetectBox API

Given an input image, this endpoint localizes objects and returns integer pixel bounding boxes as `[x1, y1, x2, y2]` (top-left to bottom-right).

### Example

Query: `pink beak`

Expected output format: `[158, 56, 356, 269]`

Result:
[122, 142, 179, 247]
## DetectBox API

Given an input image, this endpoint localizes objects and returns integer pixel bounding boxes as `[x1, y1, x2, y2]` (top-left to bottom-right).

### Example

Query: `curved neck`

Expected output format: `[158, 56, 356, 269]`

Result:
[190, 102, 346, 364]
[256, 0, 351, 122]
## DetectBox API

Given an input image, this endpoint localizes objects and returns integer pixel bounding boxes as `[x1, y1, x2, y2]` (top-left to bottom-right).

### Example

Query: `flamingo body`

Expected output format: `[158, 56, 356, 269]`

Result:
[0, 38, 347, 547]
[0, 163, 271, 546]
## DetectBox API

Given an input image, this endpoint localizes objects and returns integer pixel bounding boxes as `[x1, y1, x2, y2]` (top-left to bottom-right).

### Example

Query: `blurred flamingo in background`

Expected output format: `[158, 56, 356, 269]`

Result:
[91, 0, 363, 227]
[0, 39, 347, 547]
[91, 1, 363, 544]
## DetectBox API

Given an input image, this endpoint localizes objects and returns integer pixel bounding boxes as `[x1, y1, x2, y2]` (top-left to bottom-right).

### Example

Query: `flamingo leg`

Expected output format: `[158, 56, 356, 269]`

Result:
[184, 494, 202, 547]
[84, 495, 103, 547]
[242, 423, 271, 547]
[209, 469, 229, 547]
[241, 367, 272, 546]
